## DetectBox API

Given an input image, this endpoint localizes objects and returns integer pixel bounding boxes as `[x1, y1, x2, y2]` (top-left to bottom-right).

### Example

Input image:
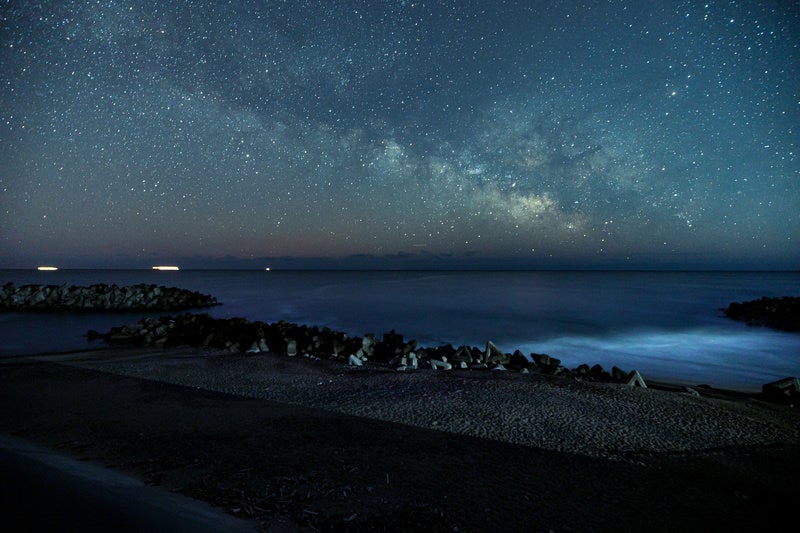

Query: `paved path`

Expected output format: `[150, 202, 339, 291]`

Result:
[0, 434, 257, 532]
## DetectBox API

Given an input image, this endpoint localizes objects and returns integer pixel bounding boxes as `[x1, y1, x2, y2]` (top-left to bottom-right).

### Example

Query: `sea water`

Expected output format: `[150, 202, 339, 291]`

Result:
[1, 270, 798, 391]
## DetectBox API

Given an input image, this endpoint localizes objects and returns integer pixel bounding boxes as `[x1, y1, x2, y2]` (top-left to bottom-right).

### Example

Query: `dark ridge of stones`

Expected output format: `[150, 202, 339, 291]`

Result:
[96, 313, 798, 406]
[95, 313, 651, 389]
[723, 296, 800, 332]
[0, 282, 219, 312]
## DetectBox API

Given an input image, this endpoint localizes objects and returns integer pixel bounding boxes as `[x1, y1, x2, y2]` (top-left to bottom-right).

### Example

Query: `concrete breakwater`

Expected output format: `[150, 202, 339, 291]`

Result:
[0, 283, 219, 312]
[99, 313, 800, 405]
[724, 296, 800, 332]
[97, 313, 648, 387]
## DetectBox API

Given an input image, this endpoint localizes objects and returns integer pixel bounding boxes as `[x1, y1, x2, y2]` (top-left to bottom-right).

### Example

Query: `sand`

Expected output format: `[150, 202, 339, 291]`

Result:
[2, 346, 799, 532]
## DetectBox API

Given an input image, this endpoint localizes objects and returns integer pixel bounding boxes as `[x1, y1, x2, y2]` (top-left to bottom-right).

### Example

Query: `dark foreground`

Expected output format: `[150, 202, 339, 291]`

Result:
[1, 356, 798, 532]
[0, 434, 256, 532]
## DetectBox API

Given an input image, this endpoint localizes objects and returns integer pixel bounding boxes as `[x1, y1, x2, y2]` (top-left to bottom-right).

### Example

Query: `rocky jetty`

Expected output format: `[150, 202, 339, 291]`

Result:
[724, 296, 800, 332]
[0, 283, 218, 312]
[95, 313, 648, 388]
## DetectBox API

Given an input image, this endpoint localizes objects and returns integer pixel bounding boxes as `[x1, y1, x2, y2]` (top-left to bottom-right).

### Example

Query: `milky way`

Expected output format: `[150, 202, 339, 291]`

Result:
[1, 1, 798, 269]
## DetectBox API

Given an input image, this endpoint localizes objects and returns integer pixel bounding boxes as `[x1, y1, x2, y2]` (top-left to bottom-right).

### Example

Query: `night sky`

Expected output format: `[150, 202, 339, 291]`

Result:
[1, 1, 798, 269]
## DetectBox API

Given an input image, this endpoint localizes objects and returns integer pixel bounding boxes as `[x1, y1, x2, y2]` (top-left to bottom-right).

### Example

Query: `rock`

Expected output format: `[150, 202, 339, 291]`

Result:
[451, 345, 473, 364]
[94, 313, 665, 395]
[471, 346, 484, 363]
[626, 370, 647, 388]
[375, 330, 405, 362]
[684, 387, 700, 398]
[430, 357, 452, 370]
[286, 339, 298, 357]
[0, 283, 218, 312]
[762, 377, 800, 405]
[724, 296, 800, 332]
[332, 339, 346, 359]
[429, 344, 455, 362]
[508, 350, 530, 371]
[361, 334, 376, 357]
[539, 364, 563, 376]
[611, 366, 630, 381]
[532, 353, 561, 367]
[485, 341, 510, 365]
[590, 364, 611, 381]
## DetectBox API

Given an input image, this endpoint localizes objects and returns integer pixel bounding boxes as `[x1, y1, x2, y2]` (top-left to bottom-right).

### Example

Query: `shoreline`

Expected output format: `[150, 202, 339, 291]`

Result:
[18, 344, 770, 398]
[94, 312, 800, 396]
[3, 346, 799, 531]
[15, 346, 800, 458]
[0, 341, 786, 395]
[2, 341, 774, 400]
[2, 333, 790, 394]
[1, 345, 767, 395]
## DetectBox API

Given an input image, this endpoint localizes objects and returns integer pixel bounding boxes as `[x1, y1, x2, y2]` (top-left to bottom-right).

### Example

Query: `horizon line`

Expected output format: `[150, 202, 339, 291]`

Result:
[4, 266, 798, 273]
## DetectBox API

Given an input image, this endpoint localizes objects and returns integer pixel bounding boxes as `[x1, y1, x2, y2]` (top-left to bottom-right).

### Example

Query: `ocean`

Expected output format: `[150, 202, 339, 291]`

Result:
[1, 269, 798, 391]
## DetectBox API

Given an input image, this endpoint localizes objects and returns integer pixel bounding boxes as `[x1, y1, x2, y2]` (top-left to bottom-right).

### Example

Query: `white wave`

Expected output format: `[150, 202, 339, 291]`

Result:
[520, 327, 800, 391]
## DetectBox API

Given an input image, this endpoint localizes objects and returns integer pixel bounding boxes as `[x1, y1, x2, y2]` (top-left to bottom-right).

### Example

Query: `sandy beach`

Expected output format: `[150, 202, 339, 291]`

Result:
[2, 346, 799, 531]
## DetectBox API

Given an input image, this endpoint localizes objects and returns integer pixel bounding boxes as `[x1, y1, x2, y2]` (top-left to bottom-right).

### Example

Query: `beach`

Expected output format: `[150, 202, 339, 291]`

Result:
[2, 346, 798, 532]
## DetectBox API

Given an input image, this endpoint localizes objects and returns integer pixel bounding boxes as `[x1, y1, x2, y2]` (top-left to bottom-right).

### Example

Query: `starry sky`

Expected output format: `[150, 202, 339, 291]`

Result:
[1, 0, 798, 269]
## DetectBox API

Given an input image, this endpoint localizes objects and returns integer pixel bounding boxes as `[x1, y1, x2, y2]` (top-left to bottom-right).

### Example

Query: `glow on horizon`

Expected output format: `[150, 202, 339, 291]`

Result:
[36, 266, 58, 271]
[152, 265, 180, 271]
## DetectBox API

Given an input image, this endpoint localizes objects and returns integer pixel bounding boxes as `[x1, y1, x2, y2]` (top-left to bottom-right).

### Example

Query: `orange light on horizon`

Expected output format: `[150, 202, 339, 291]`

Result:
[36, 266, 58, 271]
[152, 265, 180, 271]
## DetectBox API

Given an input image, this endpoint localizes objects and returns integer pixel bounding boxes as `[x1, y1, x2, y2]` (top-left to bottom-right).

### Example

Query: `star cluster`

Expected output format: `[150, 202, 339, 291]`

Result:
[1, 1, 798, 268]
